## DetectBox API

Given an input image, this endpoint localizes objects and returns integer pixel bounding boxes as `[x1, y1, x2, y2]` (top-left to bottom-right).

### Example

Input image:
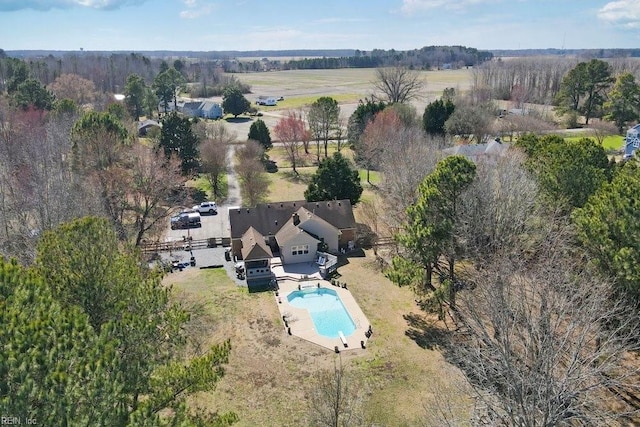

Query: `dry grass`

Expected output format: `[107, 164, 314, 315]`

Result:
[165, 252, 472, 426]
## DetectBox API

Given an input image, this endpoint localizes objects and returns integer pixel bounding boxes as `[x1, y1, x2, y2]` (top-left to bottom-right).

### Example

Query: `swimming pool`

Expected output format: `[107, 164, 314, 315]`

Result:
[287, 287, 356, 338]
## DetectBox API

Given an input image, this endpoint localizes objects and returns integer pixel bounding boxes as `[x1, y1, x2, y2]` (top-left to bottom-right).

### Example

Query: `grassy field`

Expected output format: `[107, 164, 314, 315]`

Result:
[563, 134, 624, 151]
[238, 68, 473, 107]
[165, 253, 472, 426]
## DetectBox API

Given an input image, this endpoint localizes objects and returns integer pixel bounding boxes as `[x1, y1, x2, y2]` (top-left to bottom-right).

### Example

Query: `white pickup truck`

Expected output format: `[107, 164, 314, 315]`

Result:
[192, 201, 218, 215]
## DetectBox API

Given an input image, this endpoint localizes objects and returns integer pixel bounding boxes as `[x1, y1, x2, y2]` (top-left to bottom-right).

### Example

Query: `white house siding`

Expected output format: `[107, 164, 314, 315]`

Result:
[279, 232, 319, 265]
[300, 218, 339, 253]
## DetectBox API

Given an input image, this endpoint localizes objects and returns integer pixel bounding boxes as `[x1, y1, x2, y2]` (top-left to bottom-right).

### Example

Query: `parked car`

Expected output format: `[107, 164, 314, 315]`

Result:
[170, 211, 202, 229]
[193, 201, 218, 215]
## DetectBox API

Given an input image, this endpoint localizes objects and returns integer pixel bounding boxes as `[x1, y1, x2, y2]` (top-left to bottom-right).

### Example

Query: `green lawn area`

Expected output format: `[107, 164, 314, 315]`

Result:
[187, 174, 228, 202]
[562, 134, 624, 152]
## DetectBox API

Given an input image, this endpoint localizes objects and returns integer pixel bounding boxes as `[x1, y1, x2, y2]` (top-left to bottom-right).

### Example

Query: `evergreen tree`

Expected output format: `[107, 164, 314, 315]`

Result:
[423, 98, 455, 136]
[248, 118, 272, 150]
[159, 112, 200, 175]
[305, 152, 363, 205]
[222, 86, 250, 118]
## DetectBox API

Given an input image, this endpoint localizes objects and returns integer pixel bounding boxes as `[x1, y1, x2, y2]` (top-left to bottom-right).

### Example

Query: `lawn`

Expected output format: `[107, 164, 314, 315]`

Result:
[562, 134, 624, 152]
[164, 252, 473, 426]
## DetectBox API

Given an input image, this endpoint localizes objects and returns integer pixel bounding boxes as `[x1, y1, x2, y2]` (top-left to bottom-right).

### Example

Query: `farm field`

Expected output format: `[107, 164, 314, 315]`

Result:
[219, 67, 474, 139]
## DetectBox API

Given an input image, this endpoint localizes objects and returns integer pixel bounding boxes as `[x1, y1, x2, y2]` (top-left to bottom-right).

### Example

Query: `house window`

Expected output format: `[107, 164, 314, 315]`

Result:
[291, 245, 309, 255]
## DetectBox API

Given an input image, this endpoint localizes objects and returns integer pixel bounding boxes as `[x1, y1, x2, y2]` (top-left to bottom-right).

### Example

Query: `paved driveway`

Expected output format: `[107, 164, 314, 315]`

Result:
[164, 143, 241, 242]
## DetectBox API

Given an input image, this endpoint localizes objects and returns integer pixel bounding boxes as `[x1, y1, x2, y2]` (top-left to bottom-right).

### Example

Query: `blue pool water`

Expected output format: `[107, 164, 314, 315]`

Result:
[287, 287, 356, 338]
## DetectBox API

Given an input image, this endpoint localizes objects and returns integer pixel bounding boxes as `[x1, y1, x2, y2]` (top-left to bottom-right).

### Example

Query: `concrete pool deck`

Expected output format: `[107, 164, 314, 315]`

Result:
[275, 279, 371, 352]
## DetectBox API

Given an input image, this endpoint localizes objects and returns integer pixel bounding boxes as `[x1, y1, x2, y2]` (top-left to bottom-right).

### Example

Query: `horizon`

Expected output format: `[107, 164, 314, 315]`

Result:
[0, 1, 638, 52]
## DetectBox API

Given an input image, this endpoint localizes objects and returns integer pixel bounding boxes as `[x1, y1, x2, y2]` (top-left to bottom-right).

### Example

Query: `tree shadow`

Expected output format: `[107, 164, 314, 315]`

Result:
[280, 170, 312, 183]
[403, 312, 450, 350]
[225, 116, 252, 123]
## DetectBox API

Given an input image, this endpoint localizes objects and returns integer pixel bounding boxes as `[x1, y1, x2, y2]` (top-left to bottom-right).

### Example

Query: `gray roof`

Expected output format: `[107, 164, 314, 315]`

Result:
[240, 226, 273, 260]
[275, 219, 319, 247]
[229, 199, 355, 240]
[443, 140, 510, 159]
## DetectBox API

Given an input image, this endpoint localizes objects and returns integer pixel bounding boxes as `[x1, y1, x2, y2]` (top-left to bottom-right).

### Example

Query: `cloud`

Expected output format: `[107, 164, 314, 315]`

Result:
[598, 0, 640, 29]
[0, 0, 149, 11]
[179, 0, 216, 19]
[400, 0, 498, 14]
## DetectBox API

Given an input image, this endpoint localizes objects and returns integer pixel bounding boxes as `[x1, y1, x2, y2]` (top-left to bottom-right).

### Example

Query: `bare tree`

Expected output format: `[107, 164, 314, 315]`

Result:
[47, 73, 97, 106]
[360, 108, 402, 184]
[126, 144, 184, 246]
[199, 121, 234, 200]
[458, 151, 540, 263]
[236, 141, 269, 207]
[306, 357, 366, 427]
[274, 111, 309, 175]
[379, 126, 446, 229]
[451, 223, 640, 426]
[373, 66, 424, 104]
[589, 119, 619, 144]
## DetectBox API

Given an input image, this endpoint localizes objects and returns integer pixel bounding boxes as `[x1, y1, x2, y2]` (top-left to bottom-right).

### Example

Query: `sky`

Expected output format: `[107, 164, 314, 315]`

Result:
[1, 0, 639, 52]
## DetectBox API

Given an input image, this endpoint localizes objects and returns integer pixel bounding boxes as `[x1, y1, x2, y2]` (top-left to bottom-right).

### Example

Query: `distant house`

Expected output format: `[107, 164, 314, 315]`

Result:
[137, 119, 161, 136]
[443, 138, 510, 162]
[623, 124, 640, 160]
[229, 200, 356, 265]
[199, 101, 223, 119]
[167, 99, 224, 119]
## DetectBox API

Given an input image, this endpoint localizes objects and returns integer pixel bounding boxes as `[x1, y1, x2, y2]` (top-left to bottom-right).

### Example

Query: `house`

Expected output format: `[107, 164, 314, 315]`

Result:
[240, 226, 274, 280]
[229, 200, 356, 264]
[137, 119, 161, 136]
[170, 99, 224, 120]
[443, 138, 510, 163]
[199, 101, 223, 119]
[623, 124, 640, 159]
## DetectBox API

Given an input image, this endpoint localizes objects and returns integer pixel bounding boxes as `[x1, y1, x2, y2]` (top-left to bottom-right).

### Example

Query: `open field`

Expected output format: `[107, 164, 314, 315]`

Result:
[217, 68, 474, 139]
[165, 252, 472, 426]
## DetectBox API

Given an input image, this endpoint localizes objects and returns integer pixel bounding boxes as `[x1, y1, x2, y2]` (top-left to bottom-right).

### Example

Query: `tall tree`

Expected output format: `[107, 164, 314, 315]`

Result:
[304, 152, 363, 205]
[452, 240, 640, 425]
[159, 112, 200, 175]
[387, 155, 476, 312]
[306, 358, 365, 426]
[444, 103, 493, 143]
[35, 217, 236, 424]
[127, 144, 184, 246]
[48, 73, 96, 105]
[516, 134, 611, 211]
[71, 111, 130, 238]
[124, 73, 147, 121]
[580, 59, 614, 124]
[573, 159, 640, 303]
[360, 108, 402, 183]
[556, 59, 614, 125]
[346, 98, 386, 147]
[604, 72, 640, 133]
[153, 67, 186, 113]
[13, 78, 55, 111]
[200, 121, 234, 200]
[247, 118, 272, 150]
[222, 86, 250, 118]
[236, 141, 268, 207]
[0, 258, 127, 425]
[308, 96, 340, 161]
[423, 98, 455, 136]
[274, 111, 309, 176]
[373, 66, 424, 104]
